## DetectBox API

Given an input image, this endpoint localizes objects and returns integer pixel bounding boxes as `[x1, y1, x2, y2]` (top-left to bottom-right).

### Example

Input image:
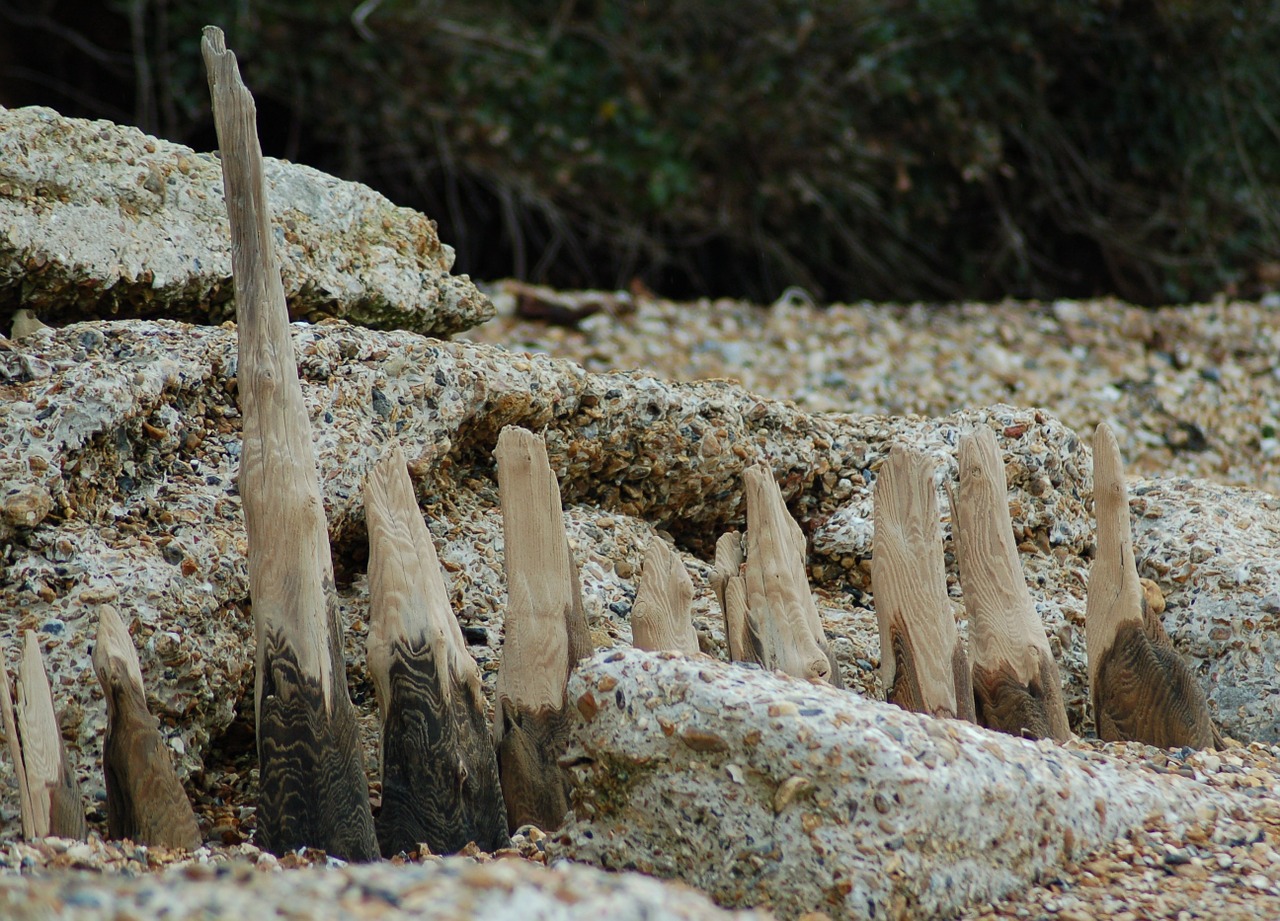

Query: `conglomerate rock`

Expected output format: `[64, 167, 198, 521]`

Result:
[0, 106, 492, 336]
[1, 319, 1278, 848]
[555, 648, 1243, 919]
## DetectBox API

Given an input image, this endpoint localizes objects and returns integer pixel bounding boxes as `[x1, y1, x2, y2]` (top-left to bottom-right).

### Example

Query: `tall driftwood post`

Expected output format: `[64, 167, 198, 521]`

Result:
[93, 605, 202, 850]
[201, 25, 377, 860]
[365, 443, 508, 856]
[711, 531, 752, 664]
[872, 445, 975, 721]
[951, 428, 1070, 741]
[2, 632, 86, 840]
[1086, 423, 1217, 749]
[493, 426, 593, 832]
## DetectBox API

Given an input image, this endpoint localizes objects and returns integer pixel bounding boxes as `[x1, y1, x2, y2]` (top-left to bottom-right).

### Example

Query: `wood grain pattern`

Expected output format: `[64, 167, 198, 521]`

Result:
[952, 427, 1070, 740]
[365, 444, 507, 856]
[742, 463, 842, 687]
[93, 605, 201, 849]
[872, 445, 973, 720]
[1086, 422, 1217, 749]
[711, 531, 752, 663]
[0, 656, 34, 839]
[631, 538, 699, 655]
[201, 26, 377, 861]
[16, 631, 86, 839]
[493, 426, 592, 832]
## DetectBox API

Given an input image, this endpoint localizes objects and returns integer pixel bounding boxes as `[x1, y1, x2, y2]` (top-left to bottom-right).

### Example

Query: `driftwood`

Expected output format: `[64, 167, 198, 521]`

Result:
[735, 464, 842, 686]
[710, 532, 751, 663]
[3, 632, 86, 839]
[631, 539, 699, 655]
[364, 443, 508, 856]
[492, 426, 593, 831]
[872, 445, 974, 720]
[1086, 422, 1217, 749]
[201, 26, 377, 860]
[92, 605, 201, 849]
[952, 428, 1070, 741]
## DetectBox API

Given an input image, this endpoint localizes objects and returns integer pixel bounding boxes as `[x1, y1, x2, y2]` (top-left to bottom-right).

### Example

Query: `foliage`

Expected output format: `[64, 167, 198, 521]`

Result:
[4, 0, 1278, 304]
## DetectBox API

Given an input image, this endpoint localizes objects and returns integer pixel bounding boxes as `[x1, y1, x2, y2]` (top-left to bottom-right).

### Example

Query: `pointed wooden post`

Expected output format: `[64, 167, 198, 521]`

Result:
[872, 445, 974, 721]
[952, 428, 1070, 741]
[1087, 423, 1217, 749]
[631, 538, 699, 655]
[741, 463, 843, 687]
[201, 26, 377, 860]
[493, 426, 593, 832]
[711, 531, 752, 663]
[5, 632, 87, 839]
[92, 605, 201, 849]
[365, 443, 508, 856]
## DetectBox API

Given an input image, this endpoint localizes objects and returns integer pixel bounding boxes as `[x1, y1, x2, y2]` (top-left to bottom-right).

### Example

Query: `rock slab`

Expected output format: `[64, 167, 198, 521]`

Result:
[0, 106, 492, 335]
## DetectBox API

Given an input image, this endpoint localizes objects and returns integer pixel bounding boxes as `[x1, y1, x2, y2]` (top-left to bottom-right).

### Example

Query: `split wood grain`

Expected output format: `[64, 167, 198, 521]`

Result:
[201, 25, 377, 860]
[93, 605, 201, 850]
[952, 427, 1070, 741]
[741, 463, 843, 687]
[365, 443, 508, 856]
[631, 538, 699, 655]
[493, 426, 592, 832]
[711, 531, 752, 663]
[1086, 422, 1217, 749]
[9, 632, 86, 839]
[872, 445, 974, 720]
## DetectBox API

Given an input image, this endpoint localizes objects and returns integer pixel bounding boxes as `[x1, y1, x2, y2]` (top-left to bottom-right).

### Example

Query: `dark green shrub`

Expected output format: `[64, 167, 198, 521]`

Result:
[4, 0, 1277, 304]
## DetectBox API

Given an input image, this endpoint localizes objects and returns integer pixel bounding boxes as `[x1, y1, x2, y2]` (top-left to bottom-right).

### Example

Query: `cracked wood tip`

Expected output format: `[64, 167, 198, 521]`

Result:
[365, 443, 508, 856]
[93, 605, 201, 850]
[631, 538, 699, 655]
[203, 25, 376, 861]
[742, 463, 842, 687]
[872, 444, 974, 721]
[711, 531, 752, 663]
[11, 632, 86, 840]
[1087, 422, 1217, 749]
[493, 426, 592, 832]
[953, 427, 1070, 741]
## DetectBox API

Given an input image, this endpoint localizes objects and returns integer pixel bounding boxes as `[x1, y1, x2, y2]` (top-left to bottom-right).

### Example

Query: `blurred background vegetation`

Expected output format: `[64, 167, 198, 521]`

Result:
[1, 0, 1278, 305]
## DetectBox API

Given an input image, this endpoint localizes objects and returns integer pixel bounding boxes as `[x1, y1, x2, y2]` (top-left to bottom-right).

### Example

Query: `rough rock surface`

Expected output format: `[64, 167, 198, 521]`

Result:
[0, 106, 492, 335]
[0, 848, 764, 920]
[2, 317, 1279, 843]
[555, 648, 1243, 919]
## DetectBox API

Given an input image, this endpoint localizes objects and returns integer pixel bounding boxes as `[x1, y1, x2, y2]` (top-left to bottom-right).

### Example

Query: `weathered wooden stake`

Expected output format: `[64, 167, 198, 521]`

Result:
[1086, 422, 1217, 749]
[5, 632, 87, 839]
[952, 428, 1070, 741]
[92, 605, 201, 849]
[201, 25, 377, 860]
[493, 426, 593, 832]
[872, 445, 974, 720]
[365, 443, 508, 856]
[631, 538, 699, 655]
[741, 463, 843, 686]
[711, 531, 752, 663]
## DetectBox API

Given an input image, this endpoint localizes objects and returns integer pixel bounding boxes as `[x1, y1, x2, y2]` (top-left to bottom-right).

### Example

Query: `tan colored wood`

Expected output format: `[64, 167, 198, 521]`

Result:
[872, 445, 972, 720]
[711, 531, 752, 663]
[16, 631, 86, 839]
[742, 464, 839, 685]
[93, 605, 201, 849]
[1087, 422, 1217, 748]
[201, 26, 376, 861]
[953, 427, 1070, 741]
[631, 538, 699, 655]
[364, 443, 508, 855]
[492, 425, 592, 832]
[10, 309, 49, 339]
[0, 655, 34, 839]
